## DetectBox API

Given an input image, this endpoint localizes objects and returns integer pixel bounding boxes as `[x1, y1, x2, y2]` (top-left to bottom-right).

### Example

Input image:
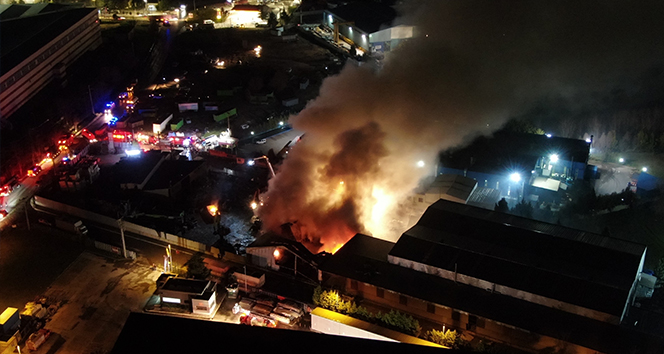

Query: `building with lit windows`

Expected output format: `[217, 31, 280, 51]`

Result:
[438, 132, 593, 205]
[321, 2, 415, 57]
[158, 277, 219, 316]
[319, 199, 660, 354]
[0, 4, 101, 119]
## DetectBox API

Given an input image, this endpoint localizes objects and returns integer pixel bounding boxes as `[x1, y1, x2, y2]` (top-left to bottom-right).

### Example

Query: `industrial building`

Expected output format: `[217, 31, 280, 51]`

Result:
[157, 277, 219, 316]
[0, 4, 102, 119]
[439, 132, 594, 205]
[320, 2, 415, 57]
[318, 199, 659, 354]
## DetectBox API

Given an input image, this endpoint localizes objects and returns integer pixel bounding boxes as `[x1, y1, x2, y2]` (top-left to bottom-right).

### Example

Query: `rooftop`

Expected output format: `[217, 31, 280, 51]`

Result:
[114, 150, 165, 185]
[142, 159, 205, 191]
[390, 199, 646, 317]
[321, 234, 662, 354]
[0, 6, 96, 76]
[161, 277, 212, 295]
[419, 174, 477, 202]
[111, 312, 458, 354]
[440, 132, 590, 174]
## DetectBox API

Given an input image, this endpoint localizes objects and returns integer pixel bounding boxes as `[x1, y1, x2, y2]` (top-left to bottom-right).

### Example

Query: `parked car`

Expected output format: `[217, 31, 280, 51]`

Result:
[255, 139, 267, 145]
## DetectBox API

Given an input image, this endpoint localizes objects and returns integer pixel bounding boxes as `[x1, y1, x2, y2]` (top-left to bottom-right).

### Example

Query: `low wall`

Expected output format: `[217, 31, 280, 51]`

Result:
[34, 196, 220, 258]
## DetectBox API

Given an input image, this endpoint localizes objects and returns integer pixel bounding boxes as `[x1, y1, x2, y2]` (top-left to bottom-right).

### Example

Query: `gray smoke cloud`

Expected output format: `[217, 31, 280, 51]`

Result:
[259, 0, 664, 253]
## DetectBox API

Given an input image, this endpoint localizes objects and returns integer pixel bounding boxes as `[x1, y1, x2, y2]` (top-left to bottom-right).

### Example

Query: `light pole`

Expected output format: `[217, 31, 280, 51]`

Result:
[117, 218, 127, 258]
[248, 155, 276, 178]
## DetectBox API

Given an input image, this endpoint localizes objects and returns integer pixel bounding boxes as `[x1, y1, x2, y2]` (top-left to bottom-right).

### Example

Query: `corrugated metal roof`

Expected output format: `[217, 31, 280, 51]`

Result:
[320, 234, 664, 354]
[388, 199, 646, 317]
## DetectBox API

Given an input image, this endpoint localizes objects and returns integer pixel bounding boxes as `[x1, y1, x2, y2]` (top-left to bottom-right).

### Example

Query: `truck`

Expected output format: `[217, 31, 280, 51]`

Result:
[55, 218, 88, 235]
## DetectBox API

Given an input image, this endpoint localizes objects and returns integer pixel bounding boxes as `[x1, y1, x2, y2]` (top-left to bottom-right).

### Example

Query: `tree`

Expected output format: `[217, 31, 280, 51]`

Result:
[184, 253, 211, 279]
[494, 198, 509, 213]
[426, 329, 464, 349]
[267, 12, 278, 28]
[502, 119, 545, 135]
[511, 199, 534, 219]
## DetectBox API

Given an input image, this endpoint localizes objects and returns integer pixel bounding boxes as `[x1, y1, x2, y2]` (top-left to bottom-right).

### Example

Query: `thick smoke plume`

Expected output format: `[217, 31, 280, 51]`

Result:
[260, 0, 664, 253]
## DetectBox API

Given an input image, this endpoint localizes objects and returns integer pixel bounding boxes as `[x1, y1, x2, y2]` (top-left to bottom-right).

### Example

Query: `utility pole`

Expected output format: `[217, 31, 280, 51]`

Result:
[88, 85, 95, 115]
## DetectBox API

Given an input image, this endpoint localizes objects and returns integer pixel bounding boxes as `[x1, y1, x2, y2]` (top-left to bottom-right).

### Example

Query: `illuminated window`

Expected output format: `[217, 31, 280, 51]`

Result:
[162, 297, 181, 304]
[399, 295, 408, 306]
[376, 288, 384, 298]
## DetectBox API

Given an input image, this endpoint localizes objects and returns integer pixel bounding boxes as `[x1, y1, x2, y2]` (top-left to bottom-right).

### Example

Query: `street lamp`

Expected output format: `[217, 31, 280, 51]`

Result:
[416, 160, 425, 168]
[619, 157, 625, 163]
[642, 167, 648, 172]
[549, 154, 559, 164]
[510, 172, 521, 183]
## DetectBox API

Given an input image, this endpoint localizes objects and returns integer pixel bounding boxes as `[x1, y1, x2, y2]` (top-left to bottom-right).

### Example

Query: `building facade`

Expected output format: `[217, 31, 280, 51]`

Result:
[319, 200, 657, 354]
[0, 5, 101, 119]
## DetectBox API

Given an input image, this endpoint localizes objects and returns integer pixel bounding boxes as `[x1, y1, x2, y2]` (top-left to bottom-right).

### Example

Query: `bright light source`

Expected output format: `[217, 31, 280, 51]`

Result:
[619, 157, 625, 163]
[207, 205, 218, 216]
[328, 14, 332, 22]
[250, 131, 254, 135]
[546, 134, 552, 138]
[339, 181, 344, 185]
[362, 34, 366, 40]
[250, 202, 258, 210]
[126, 149, 141, 156]
[273, 249, 281, 259]
[279, 121, 284, 126]
[550, 154, 559, 163]
[585, 138, 592, 143]
[510, 173, 521, 182]
[642, 167, 648, 172]
[247, 160, 255, 166]
[417, 160, 425, 168]
[174, 78, 180, 83]
[162, 297, 181, 304]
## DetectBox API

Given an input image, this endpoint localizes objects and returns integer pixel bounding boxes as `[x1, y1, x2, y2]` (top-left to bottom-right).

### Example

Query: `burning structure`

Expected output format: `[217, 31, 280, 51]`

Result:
[259, 0, 664, 253]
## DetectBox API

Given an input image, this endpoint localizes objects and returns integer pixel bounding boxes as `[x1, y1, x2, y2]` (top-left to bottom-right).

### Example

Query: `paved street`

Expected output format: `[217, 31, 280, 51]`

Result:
[594, 163, 638, 196]
[0, 224, 84, 311]
[35, 252, 161, 354]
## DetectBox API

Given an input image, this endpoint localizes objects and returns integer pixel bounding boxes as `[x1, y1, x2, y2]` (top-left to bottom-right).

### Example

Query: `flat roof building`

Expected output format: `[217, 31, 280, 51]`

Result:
[0, 5, 101, 119]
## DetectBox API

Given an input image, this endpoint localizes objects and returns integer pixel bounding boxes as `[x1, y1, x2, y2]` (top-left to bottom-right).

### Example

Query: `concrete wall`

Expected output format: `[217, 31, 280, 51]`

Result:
[34, 195, 220, 258]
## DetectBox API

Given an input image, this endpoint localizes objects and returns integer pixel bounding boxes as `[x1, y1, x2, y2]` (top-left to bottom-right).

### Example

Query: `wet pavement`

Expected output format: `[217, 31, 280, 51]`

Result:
[28, 252, 161, 354]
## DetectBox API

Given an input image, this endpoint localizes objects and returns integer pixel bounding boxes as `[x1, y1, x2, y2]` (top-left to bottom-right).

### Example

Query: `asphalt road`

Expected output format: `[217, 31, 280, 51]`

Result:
[0, 224, 84, 310]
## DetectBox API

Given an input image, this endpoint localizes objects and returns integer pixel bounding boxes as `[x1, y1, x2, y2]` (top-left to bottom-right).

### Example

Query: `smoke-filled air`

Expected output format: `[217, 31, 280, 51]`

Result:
[259, 0, 664, 253]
